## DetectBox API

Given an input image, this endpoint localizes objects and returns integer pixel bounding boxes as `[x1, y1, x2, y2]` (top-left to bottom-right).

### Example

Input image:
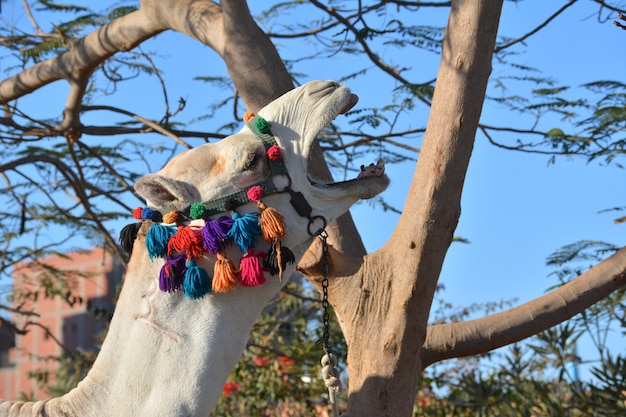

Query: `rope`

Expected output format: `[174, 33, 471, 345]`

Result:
[321, 353, 342, 417]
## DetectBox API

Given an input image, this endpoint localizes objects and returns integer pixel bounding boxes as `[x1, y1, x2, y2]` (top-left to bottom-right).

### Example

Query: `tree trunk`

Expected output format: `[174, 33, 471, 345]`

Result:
[326, 1, 504, 415]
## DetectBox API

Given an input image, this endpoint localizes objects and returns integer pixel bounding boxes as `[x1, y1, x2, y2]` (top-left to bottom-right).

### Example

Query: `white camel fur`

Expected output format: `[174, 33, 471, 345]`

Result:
[0, 80, 389, 417]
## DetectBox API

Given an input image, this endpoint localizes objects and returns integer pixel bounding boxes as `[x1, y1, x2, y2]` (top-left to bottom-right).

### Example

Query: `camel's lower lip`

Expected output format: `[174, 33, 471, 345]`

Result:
[309, 159, 386, 188]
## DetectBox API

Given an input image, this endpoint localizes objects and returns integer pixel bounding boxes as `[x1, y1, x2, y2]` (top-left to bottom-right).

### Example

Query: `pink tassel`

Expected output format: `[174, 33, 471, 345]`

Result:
[239, 249, 266, 287]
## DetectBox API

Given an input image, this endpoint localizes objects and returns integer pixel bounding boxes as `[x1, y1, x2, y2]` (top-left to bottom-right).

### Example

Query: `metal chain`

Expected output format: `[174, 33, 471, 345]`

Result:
[320, 230, 331, 354]
[316, 230, 341, 417]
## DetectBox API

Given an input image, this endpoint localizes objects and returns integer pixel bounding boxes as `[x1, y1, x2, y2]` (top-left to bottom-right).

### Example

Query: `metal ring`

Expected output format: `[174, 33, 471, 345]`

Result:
[307, 215, 327, 237]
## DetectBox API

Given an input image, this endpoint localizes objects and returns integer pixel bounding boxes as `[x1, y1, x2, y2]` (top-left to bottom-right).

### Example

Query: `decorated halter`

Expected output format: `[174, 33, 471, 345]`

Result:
[120, 112, 327, 299]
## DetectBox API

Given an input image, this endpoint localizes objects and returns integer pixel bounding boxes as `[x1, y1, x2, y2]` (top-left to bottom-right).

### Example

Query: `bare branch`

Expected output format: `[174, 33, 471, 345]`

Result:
[0, 155, 124, 265]
[421, 246, 626, 367]
[615, 12, 626, 30]
[320, 130, 422, 153]
[79, 105, 192, 149]
[308, 0, 430, 106]
[495, 1, 577, 53]
[21, 0, 44, 34]
[0, 7, 165, 104]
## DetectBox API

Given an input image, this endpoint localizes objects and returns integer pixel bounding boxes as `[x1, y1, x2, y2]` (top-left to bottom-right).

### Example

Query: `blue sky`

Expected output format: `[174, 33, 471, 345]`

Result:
[2, 0, 625, 379]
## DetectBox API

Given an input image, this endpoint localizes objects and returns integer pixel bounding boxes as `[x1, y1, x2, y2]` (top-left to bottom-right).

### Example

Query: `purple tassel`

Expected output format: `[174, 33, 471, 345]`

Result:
[201, 216, 234, 254]
[159, 254, 186, 293]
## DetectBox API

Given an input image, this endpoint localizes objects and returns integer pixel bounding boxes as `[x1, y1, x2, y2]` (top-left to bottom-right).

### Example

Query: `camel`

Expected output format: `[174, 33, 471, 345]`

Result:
[0, 80, 389, 417]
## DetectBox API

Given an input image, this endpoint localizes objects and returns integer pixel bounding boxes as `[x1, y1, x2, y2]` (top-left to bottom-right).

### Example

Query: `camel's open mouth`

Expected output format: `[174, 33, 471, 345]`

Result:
[309, 159, 386, 188]
[306, 92, 389, 198]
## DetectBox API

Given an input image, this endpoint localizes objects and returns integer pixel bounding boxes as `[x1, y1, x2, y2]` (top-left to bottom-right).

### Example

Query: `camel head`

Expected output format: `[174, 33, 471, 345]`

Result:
[131, 80, 389, 297]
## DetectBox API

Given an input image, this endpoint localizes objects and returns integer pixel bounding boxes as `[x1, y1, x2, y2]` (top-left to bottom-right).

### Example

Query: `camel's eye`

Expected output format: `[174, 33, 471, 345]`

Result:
[242, 151, 262, 171]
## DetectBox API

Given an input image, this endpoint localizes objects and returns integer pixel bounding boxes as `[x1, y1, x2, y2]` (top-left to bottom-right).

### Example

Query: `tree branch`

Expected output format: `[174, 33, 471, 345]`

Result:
[329, 1, 503, 415]
[0, 155, 125, 265]
[0, 6, 165, 104]
[421, 245, 626, 367]
[494, 0, 577, 53]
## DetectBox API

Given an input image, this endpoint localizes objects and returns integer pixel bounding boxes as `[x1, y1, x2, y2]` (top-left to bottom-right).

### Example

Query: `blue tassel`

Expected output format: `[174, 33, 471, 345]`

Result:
[227, 212, 261, 253]
[146, 223, 177, 260]
[183, 260, 212, 299]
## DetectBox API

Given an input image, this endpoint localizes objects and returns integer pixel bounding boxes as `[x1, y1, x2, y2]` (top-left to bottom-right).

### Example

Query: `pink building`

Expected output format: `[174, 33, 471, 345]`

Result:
[0, 248, 123, 400]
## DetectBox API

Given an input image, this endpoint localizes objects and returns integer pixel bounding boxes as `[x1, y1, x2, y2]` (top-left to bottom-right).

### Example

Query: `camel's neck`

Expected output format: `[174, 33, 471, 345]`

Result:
[32, 226, 308, 417]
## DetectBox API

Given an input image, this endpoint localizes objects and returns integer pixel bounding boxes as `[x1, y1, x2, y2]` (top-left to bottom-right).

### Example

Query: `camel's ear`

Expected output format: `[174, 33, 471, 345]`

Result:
[134, 174, 200, 213]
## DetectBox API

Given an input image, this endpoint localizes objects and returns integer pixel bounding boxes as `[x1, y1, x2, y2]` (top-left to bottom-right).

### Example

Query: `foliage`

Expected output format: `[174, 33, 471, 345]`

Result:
[211, 279, 347, 416]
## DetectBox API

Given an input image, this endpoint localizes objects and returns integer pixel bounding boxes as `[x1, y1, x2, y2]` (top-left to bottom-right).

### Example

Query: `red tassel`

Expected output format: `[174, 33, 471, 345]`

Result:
[239, 249, 266, 287]
[213, 253, 239, 293]
[168, 226, 204, 259]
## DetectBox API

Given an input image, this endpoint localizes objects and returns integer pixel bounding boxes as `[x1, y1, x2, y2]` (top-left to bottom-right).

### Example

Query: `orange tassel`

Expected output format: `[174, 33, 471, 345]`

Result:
[212, 253, 239, 293]
[258, 202, 286, 243]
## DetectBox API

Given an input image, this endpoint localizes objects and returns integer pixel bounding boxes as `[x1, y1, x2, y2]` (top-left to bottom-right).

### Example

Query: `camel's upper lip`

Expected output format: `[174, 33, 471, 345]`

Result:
[304, 89, 387, 192]
[340, 94, 359, 114]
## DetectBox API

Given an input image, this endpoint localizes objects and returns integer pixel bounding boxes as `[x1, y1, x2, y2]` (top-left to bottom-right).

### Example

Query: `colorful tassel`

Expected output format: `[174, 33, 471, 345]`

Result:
[239, 249, 266, 287]
[146, 223, 177, 260]
[201, 216, 234, 254]
[243, 111, 255, 123]
[132, 207, 144, 220]
[162, 211, 179, 225]
[189, 203, 208, 220]
[227, 212, 261, 253]
[257, 203, 286, 243]
[267, 144, 282, 161]
[246, 186, 287, 243]
[119, 222, 142, 257]
[159, 254, 186, 293]
[141, 207, 158, 220]
[212, 253, 239, 293]
[263, 241, 295, 281]
[168, 226, 204, 260]
[183, 259, 212, 299]
[254, 117, 271, 135]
